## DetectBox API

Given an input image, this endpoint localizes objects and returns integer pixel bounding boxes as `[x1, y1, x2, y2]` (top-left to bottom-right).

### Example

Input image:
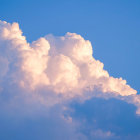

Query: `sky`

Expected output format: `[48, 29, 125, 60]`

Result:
[0, 0, 140, 140]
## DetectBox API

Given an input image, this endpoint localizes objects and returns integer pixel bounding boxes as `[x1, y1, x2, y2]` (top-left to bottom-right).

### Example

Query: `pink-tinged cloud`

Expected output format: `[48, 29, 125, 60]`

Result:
[0, 20, 140, 140]
[0, 20, 139, 112]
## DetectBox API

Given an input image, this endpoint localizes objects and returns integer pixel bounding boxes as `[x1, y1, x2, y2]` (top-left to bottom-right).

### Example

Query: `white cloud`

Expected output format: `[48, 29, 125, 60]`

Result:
[0, 20, 139, 109]
[0, 20, 137, 95]
[0, 20, 140, 140]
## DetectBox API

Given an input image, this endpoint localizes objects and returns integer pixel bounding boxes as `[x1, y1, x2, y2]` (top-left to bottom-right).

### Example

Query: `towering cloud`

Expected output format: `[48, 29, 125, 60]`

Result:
[0, 20, 140, 140]
[0, 20, 137, 97]
[0, 20, 139, 107]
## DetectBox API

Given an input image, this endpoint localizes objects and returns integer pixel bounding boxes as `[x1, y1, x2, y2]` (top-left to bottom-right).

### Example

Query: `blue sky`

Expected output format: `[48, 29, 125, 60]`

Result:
[0, 0, 140, 140]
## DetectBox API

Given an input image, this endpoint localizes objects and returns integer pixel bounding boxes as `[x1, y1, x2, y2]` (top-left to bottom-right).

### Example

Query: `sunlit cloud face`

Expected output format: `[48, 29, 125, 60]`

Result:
[0, 20, 140, 140]
[0, 20, 137, 95]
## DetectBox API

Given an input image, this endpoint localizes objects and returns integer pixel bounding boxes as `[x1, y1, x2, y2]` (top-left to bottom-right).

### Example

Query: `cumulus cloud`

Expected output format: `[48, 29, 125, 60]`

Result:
[0, 20, 140, 140]
[0, 20, 137, 95]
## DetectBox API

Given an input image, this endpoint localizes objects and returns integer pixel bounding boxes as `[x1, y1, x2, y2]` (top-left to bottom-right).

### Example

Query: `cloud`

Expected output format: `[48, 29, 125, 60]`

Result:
[0, 20, 137, 95]
[0, 20, 140, 140]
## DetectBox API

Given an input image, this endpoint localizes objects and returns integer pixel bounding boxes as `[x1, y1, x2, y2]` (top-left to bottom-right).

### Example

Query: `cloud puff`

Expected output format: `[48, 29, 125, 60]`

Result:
[0, 20, 140, 140]
[0, 20, 137, 95]
[0, 19, 139, 109]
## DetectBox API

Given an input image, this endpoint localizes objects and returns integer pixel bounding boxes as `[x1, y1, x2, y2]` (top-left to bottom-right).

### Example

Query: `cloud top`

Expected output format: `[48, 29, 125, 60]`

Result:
[0, 20, 137, 95]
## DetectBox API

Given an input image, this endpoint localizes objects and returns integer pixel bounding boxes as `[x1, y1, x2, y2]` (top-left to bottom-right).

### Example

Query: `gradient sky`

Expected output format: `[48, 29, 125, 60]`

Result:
[0, 0, 140, 140]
